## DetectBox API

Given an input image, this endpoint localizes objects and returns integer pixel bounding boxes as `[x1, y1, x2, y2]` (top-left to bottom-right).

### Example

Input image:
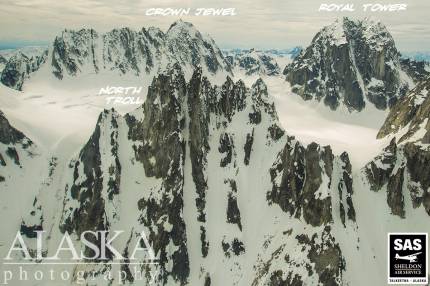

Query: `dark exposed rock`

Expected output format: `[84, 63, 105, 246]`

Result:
[6, 147, 20, 165]
[219, 132, 234, 167]
[60, 110, 109, 236]
[0, 110, 28, 145]
[244, 129, 254, 165]
[253, 226, 344, 286]
[132, 66, 190, 283]
[52, 29, 99, 79]
[20, 198, 44, 240]
[304, 227, 344, 286]
[268, 138, 335, 226]
[1, 50, 48, 90]
[338, 152, 356, 225]
[51, 21, 231, 80]
[365, 138, 397, 191]
[0, 55, 6, 65]
[365, 139, 430, 217]
[269, 270, 303, 286]
[386, 166, 405, 218]
[285, 17, 409, 111]
[400, 58, 430, 82]
[267, 124, 285, 142]
[226, 193, 242, 230]
[367, 75, 430, 217]
[0, 153, 5, 166]
[248, 107, 262, 124]
[229, 49, 280, 76]
[216, 77, 247, 121]
[200, 226, 209, 258]
[20, 222, 43, 239]
[226, 179, 242, 231]
[187, 68, 210, 258]
[204, 274, 211, 286]
[221, 237, 245, 258]
[377, 76, 430, 143]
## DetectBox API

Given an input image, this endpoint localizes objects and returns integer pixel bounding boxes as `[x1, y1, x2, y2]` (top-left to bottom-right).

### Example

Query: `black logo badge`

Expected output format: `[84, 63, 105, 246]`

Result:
[388, 233, 428, 284]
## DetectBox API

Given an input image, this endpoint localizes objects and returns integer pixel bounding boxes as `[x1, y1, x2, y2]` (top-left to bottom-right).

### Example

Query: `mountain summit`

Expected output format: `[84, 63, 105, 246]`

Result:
[285, 17, 412, 111]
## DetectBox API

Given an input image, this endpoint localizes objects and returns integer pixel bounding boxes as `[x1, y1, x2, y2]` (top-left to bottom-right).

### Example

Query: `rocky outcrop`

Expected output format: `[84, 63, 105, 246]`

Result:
[252, 226, 345, 286]
[400, 58, 430, 82]
[268, 140, 334, 226]
[1, 50, 48, 90]
[51, 20, 231, 80]
[263, 132, 356, 285]
[0, 55, 7, 72]
[365, 139, 430, 217]
[285, 17, 410, 111]
[56, 67, 190, 284]
[377, 76, 430, 143]
[0, 110, 34, 182]
[0, 110, 28, 145]
[228, 49, 280, 76]
[132, 65, 190, 284]
[366, 76, 430, 217]
[268, 138, 355, 227]
[60, 109, 121, 236]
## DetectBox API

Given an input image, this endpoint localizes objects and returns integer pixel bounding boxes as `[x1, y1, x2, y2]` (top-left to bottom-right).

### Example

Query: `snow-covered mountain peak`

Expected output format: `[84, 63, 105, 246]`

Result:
[1, 21, 232, 90]
[167, 19, 198, 37]
[285, 17, 411, 111]
[165, 20, 231, 75]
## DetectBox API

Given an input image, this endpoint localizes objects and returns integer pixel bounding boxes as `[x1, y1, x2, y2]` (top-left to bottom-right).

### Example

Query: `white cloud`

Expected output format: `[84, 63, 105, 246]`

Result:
[0, 0, 429, 51]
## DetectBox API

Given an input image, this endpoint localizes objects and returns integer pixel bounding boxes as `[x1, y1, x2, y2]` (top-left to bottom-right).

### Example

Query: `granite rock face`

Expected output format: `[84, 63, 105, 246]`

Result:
[227, 49, 281, 76]
[7, 65, 358, 285]
[263, 135, 356, 285]
[1, 50, 48, 90]
[51, 20, 231, 80]
[0, 110, 34, 183]
[400, 58, 430, 82]
[365, 139, 430, 217]
[366, 76, 430, 218]
[377, 76, 430, 143]
[285, 17, 411, 111]
[0, 110, 28, 145]
[1, 21, 231, 90]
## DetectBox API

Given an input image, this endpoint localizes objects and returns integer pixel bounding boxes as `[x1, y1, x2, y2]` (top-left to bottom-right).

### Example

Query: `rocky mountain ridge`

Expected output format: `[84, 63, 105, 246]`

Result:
[0, 20, 231, 90]
[5, 65, 361, 285]
[225, 49, 281, 76]
[364, 76, 430, 218]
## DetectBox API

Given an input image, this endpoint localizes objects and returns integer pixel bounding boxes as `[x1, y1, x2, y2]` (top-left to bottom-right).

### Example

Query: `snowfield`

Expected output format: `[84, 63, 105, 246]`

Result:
[0, 68, 390, 171]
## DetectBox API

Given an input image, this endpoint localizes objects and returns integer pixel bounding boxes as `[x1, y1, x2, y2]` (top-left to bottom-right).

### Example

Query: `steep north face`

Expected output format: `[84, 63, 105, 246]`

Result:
[284, 17, 411, 111]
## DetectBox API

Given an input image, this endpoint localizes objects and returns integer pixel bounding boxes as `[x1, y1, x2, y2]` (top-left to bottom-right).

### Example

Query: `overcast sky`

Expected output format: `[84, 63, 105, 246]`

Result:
[0, 0, 429, 52]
